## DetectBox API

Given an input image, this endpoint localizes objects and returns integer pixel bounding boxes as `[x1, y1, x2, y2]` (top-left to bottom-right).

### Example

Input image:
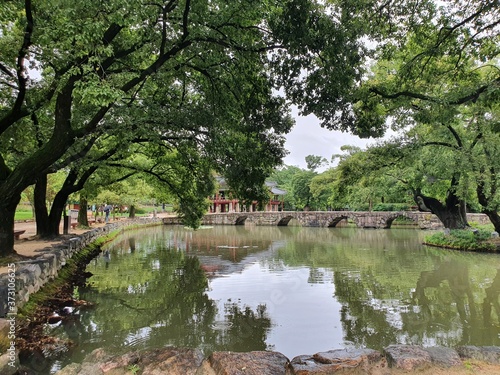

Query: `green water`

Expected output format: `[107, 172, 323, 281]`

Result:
[38, 225, 500, 373]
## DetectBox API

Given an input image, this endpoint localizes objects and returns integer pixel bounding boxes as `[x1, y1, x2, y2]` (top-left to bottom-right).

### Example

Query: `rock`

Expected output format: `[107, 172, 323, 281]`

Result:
[0, 352, 19, 375]
[384, 345, 432, 371]
[68, 348, 112, 375]
[288, 349, 382, 374]
[0, 318, 9, 334]
[424, 347, 461, 367]
[287, 355, 326, 375]
[314, 348, 382, 365]
[83, 348, 111, 363]
[492, 231, 499, 238]
[99, 351, 141, 373]
[54, 363, 81, 375]
[74, 361, 106, 375]
[57, 347, 204, 375]
[196, 359, 217, 375]
[457, 345, 500, 364]
[140, 347, 204, 375]
[198, 351, 289, 375]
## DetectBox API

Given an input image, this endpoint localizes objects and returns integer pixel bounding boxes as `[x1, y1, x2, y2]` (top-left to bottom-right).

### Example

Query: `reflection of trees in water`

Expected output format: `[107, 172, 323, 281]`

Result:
[269, 226, 500, 349]
[484, 270, 500, 328]
[217, 303, 271, 352]
[332, 256, 500, 350]
[334, 270, 402, 349]
[54, 248, 271, 367]
[411, 261, 500, 346]
[278, 237, 431, 285]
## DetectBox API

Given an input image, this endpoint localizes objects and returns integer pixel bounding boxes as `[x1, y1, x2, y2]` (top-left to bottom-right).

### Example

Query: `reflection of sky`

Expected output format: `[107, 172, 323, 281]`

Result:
[124, 327, 152, 346]
[207, 263, 344, 359]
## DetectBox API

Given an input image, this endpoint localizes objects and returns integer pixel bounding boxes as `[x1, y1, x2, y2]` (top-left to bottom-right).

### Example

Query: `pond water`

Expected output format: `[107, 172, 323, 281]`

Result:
[41, 224, 500, 373]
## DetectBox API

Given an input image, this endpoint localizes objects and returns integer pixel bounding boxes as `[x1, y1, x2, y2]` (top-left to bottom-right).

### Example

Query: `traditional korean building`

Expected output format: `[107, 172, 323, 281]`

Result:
[209, 177, 286, 213]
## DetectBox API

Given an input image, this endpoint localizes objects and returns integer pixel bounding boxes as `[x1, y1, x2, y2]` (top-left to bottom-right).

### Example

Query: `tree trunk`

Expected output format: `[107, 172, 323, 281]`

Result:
[0, 197, 20, 256]
[41, 190, 69, 238]
[477, 178, 500, 233]
[413, 174, 469, 230]
[414, 189, 468, 229]
[129, 205, 136, 218]
[34, 175, 50, 236]
[33, 173, 71, 238]
[41, 168, 92, 237]
[78, 197, 89, 226]
[483, 210, 500, 233]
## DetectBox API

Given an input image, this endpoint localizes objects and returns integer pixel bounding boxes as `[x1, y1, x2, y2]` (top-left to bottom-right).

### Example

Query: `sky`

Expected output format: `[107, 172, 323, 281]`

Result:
[282, 107, 373, 171]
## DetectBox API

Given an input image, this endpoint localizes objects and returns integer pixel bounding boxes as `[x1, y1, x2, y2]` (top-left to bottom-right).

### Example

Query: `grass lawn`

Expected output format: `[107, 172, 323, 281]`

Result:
[15, 210, 34, 221]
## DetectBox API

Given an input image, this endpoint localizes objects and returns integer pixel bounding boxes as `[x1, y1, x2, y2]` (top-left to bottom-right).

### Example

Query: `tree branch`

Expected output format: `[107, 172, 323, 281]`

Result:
[369, 75, 500, 106]
[0, 0, 34, 136]
[0, 63, 15, 79]
[182, 0, 191, 39]
[445, 124, 463, 148]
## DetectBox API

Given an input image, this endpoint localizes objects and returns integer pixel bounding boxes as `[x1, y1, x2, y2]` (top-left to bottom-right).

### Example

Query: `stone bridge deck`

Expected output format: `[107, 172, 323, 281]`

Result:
[200, 211, 489, 230]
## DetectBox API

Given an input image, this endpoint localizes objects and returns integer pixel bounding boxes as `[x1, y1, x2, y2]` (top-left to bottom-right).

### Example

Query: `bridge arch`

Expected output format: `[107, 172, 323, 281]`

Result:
[234, 216, 248, 225]
[383, 212, 419, 229]
[327, 215, 349, 227]
[277, 215, 294, 226]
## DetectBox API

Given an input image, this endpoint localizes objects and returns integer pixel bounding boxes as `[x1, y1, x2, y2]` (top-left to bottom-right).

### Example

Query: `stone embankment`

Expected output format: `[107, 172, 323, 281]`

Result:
[0, 218, 163, 318]
[46, 345, 500, 375]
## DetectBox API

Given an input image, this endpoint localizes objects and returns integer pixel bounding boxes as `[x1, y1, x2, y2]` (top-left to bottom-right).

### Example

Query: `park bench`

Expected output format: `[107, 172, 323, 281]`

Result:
[70, 219, 97, 229]
[14, 229, 26, 240]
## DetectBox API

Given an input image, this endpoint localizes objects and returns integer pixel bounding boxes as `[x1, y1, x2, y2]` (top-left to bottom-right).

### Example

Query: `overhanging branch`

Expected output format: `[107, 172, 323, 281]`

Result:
[369, 75, 500, 106]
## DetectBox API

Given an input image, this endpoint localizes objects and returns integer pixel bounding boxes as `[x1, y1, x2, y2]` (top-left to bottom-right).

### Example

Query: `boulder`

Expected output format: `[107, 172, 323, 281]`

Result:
[99, 351, 141, 373]
[57, 347, 204, 375]
[288, 348, 382, 374]
[457, 346, 500, 364]
[197, 351, 289, 375]
[425, 346, 461, 367]
[0, 352, 18, 375]
[54, 363, 81, 375]
[314, 348, 382, 365]
[56, 348, 110, 375]
[140, 347, 204, 375]
[384, 345, 432, 371]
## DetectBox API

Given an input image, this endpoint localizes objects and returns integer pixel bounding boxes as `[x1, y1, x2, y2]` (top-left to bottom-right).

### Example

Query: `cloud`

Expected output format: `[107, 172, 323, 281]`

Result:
[283, 110, 372, 171]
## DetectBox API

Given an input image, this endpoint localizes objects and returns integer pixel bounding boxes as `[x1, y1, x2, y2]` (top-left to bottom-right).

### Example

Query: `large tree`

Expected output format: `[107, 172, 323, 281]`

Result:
[339, 0, 499, 227]
[0, 0, 366, 255]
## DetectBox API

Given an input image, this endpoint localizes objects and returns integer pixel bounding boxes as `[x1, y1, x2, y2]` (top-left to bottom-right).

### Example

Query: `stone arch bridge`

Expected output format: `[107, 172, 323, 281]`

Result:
[200, 211, 489, 230]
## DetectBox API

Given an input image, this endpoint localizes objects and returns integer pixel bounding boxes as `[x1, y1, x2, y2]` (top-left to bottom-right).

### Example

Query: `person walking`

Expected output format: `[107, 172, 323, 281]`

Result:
[104, 204, 112, 223]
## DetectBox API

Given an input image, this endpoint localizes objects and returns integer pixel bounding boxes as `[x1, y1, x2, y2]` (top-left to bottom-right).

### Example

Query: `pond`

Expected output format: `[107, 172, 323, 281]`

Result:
[41, 224, 500, 373]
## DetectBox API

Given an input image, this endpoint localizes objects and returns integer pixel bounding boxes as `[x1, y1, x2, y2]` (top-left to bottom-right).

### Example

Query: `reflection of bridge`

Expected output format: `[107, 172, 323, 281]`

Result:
[200, 211, 489, 230]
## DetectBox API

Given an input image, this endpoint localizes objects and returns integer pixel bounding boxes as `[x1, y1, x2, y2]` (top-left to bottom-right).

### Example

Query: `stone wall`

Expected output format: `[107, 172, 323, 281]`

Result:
[467, 213, 492, 226]
[0, 218, 163, 318]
